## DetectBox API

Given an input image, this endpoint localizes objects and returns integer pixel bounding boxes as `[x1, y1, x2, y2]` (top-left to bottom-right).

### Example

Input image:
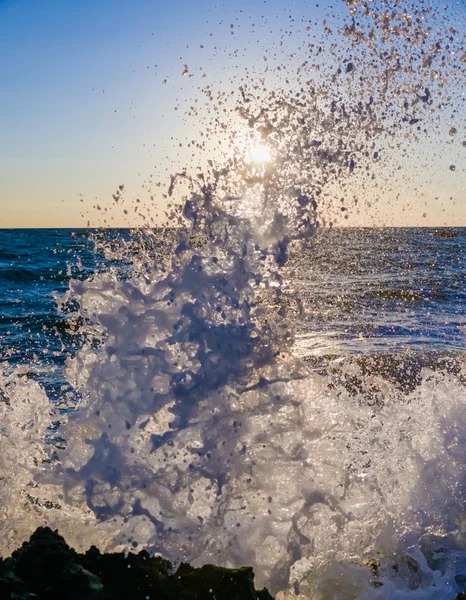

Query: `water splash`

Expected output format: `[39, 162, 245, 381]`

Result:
[1, 1, 466, 599]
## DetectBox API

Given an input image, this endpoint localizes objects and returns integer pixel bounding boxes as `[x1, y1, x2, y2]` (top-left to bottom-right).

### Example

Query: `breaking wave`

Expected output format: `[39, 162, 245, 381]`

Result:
[1, 1, 465, 598]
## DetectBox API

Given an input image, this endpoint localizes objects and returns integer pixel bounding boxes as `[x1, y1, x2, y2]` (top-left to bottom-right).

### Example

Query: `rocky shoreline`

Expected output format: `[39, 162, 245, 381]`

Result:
[0, 527, 274, 600]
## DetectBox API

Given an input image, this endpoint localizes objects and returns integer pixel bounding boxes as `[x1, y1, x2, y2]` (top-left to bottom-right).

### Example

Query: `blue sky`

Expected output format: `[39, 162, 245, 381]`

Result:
[0, 0, 328, 227]
[0, 0, 464, 227]
[1, 0, 212, 226]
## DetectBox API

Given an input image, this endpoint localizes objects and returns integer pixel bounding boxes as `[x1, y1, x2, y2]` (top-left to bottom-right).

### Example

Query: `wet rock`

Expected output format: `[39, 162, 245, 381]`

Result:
[5, 527, 102, 600]
[0, 527, 274, 600]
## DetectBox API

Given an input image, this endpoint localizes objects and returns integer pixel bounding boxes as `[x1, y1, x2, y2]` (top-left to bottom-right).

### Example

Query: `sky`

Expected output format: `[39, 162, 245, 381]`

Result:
[0, 0, 464, 228]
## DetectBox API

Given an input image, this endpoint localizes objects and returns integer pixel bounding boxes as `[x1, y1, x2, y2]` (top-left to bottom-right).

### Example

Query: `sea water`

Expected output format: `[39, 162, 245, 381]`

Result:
[1, 0, 466, 598]
[2, 228, 466, 385]
[2, 226, 466, 599]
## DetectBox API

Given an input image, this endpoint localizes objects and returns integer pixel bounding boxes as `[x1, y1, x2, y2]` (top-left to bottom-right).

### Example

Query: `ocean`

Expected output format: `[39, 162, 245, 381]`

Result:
[3, 228, 466, 386]
[2, 226, 466, 599]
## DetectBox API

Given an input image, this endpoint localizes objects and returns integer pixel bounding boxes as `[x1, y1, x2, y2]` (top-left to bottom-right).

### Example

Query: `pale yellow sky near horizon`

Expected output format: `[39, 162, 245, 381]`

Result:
[1, 0, 464, 229]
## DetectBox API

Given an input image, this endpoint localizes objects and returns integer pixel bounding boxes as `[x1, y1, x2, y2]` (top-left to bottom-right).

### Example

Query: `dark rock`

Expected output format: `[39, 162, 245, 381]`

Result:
[7, 527, 102, 600]
[0, 527, 273, 600]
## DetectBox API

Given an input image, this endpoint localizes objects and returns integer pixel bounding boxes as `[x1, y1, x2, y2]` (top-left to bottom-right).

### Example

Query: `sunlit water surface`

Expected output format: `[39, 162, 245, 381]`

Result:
[1, 0, 466, 598]
[2, 227, 466, 600]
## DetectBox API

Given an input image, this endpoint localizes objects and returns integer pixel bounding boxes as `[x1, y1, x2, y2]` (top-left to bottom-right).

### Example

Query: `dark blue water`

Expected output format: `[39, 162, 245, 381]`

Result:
[0, 229, 128, 399]
[292, 227, 466, 358]
[1, 227, 466, 399]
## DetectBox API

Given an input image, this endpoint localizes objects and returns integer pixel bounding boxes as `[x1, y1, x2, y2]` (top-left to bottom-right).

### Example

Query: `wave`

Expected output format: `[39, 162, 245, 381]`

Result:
[363, 289, 451, 303]
[2, 194, 466, 598]
[0, 1, 465, 598]
[0, 267, 39, 282]
[3, 337, 466, 598]
[0, 249, 19, 261]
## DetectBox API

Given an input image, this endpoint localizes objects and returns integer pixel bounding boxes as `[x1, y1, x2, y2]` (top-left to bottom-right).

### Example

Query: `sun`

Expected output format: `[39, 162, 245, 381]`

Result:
[250, 144, 272, 164]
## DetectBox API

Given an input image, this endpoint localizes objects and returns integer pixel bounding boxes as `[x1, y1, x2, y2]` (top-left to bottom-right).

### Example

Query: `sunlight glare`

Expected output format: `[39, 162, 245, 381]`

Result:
[250, 144, 272, 164]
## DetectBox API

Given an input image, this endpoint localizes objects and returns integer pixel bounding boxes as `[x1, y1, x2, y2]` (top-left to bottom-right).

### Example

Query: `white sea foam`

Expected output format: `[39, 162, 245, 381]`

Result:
[1, 2, 465, 597]
[3, 200, 465, 598]
[3, 157, 466, 600]
[4, 299, 466, 599]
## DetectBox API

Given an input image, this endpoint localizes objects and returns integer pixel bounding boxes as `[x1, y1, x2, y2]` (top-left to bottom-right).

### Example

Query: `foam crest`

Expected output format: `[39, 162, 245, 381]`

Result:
[26, 202, 466, 594]
[0, 369, 52, 552]
[35, 310, 466, 598]
[4, 226, 466, 598]
[0, 3, 465, 598]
